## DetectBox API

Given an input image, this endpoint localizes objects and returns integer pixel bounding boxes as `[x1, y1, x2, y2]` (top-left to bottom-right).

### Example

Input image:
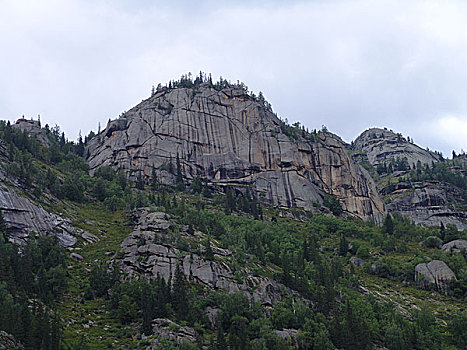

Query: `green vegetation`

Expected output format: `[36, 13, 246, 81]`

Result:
[0, 121, 466, 349]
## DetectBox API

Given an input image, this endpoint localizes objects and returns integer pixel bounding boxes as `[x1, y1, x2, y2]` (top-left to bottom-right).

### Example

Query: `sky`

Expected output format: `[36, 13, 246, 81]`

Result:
[1, 0, 467, 157]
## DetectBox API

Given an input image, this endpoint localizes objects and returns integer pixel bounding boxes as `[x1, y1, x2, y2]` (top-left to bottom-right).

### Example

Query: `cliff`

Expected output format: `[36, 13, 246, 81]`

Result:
[353, 127, 466, 229]
[87, 84, 385, 221]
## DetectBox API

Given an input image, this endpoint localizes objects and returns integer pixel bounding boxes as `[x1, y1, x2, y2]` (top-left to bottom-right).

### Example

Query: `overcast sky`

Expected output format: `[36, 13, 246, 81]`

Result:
[1, 0, 467, 157]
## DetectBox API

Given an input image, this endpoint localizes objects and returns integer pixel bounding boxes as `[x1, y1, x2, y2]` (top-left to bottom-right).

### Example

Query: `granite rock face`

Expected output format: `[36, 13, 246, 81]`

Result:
[415, 260, 456, 292]
[87, 85, 385, 221]
[12, 119, 50, 146]
[118, 209, 287, 307]
[353, 128, 466, 230]
[442, 239, 467, 254]
[384, 181, 467, 229]
[148, 319, 196, 349]
[0, 182, 77, 247]
[353, 128, 440, 168]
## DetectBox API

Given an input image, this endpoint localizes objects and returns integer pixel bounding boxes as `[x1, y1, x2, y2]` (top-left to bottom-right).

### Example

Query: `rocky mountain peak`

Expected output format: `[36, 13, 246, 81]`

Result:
[353, 127, 440, 168]
[86, 83, 385, 221]
[12, 118, 50, 146]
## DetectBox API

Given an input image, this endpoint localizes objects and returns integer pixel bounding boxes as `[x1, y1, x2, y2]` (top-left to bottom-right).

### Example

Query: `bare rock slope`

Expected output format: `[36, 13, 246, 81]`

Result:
[0, 183, 77, 247]
[353, 127, 466, 229]
[118, 209, 284, 307]
[87, 85, 385, 221]
[353, 127, 439, 168]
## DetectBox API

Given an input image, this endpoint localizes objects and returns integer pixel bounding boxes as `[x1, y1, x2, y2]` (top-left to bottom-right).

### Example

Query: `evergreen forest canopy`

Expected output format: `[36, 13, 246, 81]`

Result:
[0, 76, 466, 349]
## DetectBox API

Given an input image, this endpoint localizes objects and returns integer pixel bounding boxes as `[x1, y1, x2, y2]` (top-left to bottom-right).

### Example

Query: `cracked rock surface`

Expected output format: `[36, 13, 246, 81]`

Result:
[118, 208, 288, 307]
[87, 85, 385, 222]
[415, 260, 456, 292]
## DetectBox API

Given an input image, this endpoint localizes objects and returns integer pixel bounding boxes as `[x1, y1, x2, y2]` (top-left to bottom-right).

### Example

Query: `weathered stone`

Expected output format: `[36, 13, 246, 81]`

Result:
[0, 330, 25, 350]
[205, 307, 219, 329]
[442, 239, 467, 254]
[349, 256, 365, 267]
[70, 252, 84, 262]
[384, 181, 467, 230]
[353, 127, 439, 168]
[148, 318, 196, 348]
[87, 85, 385, 222]
[12, 118, 50, 146]
[353, 128, 466, 230]
[117, 209, 292, 306]
[0, 184, 77, 247]
[415, 260, 456, 292]
[80, 231, 99, 243]
[274, 329, 298, 348]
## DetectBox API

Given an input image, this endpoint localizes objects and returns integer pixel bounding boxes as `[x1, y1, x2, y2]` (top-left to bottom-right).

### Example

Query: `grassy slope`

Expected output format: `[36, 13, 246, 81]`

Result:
[52, 194, 465, 348]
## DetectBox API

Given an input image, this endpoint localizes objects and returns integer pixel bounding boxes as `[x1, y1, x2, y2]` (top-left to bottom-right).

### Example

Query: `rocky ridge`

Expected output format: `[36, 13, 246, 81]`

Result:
[87, 85, 385, 222]
[12, 119, 50, 146]
[118, 208, 289, 307]
[353, 127, 440, 168]
[353, 127, 466, 229]
[0, 181, 77, 247]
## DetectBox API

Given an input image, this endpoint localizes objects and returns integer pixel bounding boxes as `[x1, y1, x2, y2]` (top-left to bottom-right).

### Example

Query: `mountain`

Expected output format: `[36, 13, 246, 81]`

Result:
[86, 83, 385, 222]
[0, 75, 466, 349]
[353, 127, 467, 230]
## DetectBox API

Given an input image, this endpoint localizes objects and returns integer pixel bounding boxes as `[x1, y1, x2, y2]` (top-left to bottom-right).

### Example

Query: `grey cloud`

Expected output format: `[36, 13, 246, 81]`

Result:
[0, 0, 466, 156]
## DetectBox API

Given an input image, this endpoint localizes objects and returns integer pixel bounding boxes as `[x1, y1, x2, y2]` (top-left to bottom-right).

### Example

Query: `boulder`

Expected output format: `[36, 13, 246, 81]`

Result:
[442, 239, 467, 254]
[415, 260, 456, 292]
[148, 318, 196, 348]
[70, 253, 84, 262]
[80, 231, 99, 244]
[349, 256, 365, 267]
[274, 329, 298, 347]
[0, 331, 24, 349]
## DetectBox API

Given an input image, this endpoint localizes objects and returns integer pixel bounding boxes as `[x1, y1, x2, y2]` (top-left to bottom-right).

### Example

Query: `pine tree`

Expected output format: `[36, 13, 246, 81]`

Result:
[215, 320, 228, 350]
[204, 238, 214, 260]
[175, 153, 184, 190]
[339, 234, 349, 256]
[384, 214, 394, 235]
[225, 187, 236, 214]
[172, 264, 188, 320]
[0, 210, 7, 240]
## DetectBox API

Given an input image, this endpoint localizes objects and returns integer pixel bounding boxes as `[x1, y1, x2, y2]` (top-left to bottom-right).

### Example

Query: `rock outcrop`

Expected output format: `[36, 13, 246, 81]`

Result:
[353, 128, 466, 230]
[87, 85, 385, 221]
[353, 127, 439, 168]
[0, 182, 77, 247]
[118, 209, 288, 307]
[442, 239, 467, 254]
[0, 331, 24, 350]
[384, 181, 467, 229]
[148, 318, 196, 348]
[0, 139, 8, 162]
[415, 260, 456, 292]
[12, 118, 50, 146]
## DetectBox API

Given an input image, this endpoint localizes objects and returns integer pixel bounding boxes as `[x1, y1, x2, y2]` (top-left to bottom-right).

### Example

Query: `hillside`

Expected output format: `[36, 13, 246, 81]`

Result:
[0, 75, 466, 350]
[352, 127, 467, 230]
